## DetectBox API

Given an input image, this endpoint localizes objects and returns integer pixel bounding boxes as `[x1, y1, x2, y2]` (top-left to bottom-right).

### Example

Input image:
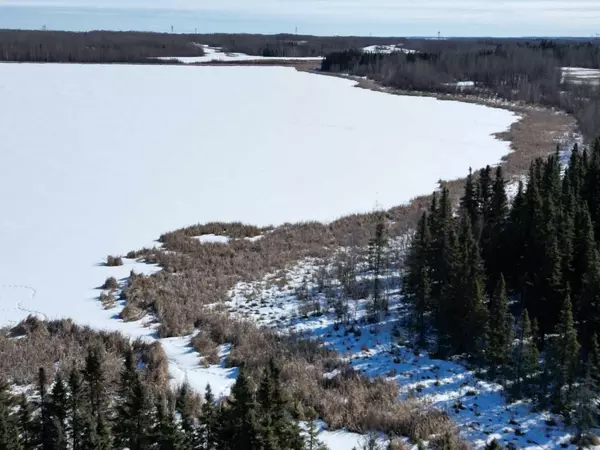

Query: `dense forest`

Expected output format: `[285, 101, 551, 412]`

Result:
[0, 30, 206, 63]
[0, 344, 335, 450]
[0, 29, 408, 62]
[194, 34, 406, 58]
[402, 138, 600, 443]
[321, 40, 600, 139]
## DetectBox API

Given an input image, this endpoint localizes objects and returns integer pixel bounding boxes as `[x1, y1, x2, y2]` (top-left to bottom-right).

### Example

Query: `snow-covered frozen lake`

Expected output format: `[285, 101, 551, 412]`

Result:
[0, 63, 516, 398]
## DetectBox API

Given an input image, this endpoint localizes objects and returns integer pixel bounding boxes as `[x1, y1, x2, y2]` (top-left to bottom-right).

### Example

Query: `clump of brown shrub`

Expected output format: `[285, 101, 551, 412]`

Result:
[106, 255, 123, 266]
[190, 330, 220, 365]
[0, 316, 168, 389]
[430, 430, 473, 450]
[102, 276, 119, 290]
[119, 303, 146, 322]
[99, 290, 116, 309]
[572, 432, 600, 448]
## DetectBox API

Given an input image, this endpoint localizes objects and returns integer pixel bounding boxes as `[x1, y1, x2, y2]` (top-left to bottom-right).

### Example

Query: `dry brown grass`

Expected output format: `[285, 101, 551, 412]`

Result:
[0, 316, 169, 389]
[106, 255, 123, 266]
[99, 290, 116, 309]
[185, 309, 454, 440]
[125, 214, 416, 337]
[102, 276, 119, 290]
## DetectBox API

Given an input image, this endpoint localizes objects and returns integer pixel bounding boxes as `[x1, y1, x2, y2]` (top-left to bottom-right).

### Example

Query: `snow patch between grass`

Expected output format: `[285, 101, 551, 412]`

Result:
[193, 234, 231, 244]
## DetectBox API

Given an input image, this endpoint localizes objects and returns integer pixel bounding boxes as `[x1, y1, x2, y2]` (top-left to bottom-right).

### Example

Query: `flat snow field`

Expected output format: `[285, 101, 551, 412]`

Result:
[0, 63, 516, 396]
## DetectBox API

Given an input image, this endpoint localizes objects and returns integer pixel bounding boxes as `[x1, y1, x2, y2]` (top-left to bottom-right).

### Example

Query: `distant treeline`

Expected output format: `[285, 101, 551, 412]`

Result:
[194, 33, 408, 57]
[0, 29, 410, 61]
[0, 29, 205, 63]
[321, 39, 600, 140]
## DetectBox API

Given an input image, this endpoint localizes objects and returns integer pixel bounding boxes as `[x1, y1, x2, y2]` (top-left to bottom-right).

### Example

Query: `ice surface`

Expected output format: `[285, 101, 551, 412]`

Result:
[0, 63, 516, 395]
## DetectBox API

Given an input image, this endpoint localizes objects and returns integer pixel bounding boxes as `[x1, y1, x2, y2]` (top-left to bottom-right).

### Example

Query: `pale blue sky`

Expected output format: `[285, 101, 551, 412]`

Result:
[0, 1, 598, 36]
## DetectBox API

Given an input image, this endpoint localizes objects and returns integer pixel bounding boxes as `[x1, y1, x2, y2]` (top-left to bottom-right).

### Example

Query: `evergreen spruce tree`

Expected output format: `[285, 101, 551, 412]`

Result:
[522, 162, 546, 326]
[486, 275, 514, 379]
[567, 143, 583, 198]
[48, 372, 69, 450]
[432, 187, 460, 357]
[368, 212, 388, 318]
[548, 295, 580, 410]
[68, 367, 85, 450]
[0, 398, 22, 450]
[256, 359, 303, 450]
[589, 333, 600, 384]
[154, 394, 183, 450]
[82, 348, 111, 450]
[83, 347, 107, 423]
[510, 310, 539, 399]
[81, 412, 101, 450]
[482, 166, 509, 295]
[446, 215, 487, 358]
[583, 137, 600, 242]
[573, 361, 598, 441]
[557, 206, 575, 304]
[0, 379, 21, 450]
[199, 385, 218, 450]
[0, 378, 11, 406]
[38, 367, 53, 450]
[17, 394, 36, 449]
[129, 374, 154, 450]
[460, 167, 480, 233]
[114, 348, 137, 449]
[505, 180, 527, 299]
[225, 368, 259, 450]
[403, 212, 432, 348]
[177, 381, 199, 449]
[478, 165, 493, 225]
[538, 236, 564, 339]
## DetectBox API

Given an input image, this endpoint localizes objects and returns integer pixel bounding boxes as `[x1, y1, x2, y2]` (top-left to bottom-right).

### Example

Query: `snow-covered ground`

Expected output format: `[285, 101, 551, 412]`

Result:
[0, 63, 516, 402]
[301, 421, 368, 450]
[155, 44, 323, 64]
[363, 44, 416, 54]
[561, 67, 600, 85]
[192, 234, 231, 244]
[444, 81, 476, 89]
[228, 259, 579, 450]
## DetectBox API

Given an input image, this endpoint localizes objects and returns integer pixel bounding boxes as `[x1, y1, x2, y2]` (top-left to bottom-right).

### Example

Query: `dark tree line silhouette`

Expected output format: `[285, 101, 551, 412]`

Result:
[0, 30, 205, 63]
[0, 29, 413, 61]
